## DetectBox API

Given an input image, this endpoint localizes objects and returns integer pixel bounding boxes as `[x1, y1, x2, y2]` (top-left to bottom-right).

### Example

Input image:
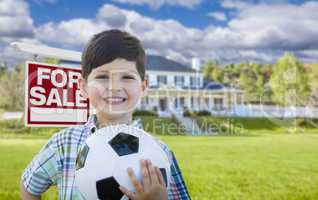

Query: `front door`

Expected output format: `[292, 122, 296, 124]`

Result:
[159, 98, 167, 111]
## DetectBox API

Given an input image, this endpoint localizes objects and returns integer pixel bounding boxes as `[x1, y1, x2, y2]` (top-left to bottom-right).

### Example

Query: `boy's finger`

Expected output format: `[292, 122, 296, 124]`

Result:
[145, 159, 152, 185]
[147, 160, 159, 185]
[155, 166, 165, 187]
[127, 168, 143, 194]
[119, 186, 136, 200]
[141, 159, 150, 189]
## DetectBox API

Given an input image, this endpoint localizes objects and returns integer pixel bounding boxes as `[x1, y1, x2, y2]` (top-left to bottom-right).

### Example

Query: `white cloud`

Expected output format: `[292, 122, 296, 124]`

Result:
[34, 4, 205, 62]
[220, 0, 251, 10]
[0, 16, 34, 38]
[0, 0, 29, 16]
[0, 44, 32, 66]
[32, 0, 57, 4]
[0, 0, 35, 66]
[36, 19, 108, 48]
[207, 11, 227, 21]
[25, 1, 318, 65]
[111, 0, 203, 9]
[297, 50, 318, 63]
[226, 1, 318, 50]
[2, 1, 318, 67]
[0, 0, 34, 39]
[97, 4, 127, 27]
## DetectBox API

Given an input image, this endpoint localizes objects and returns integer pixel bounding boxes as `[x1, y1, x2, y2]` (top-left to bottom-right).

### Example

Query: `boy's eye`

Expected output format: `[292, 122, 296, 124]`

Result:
[95, 75, 108, 79]
[123, 75, 135, 79]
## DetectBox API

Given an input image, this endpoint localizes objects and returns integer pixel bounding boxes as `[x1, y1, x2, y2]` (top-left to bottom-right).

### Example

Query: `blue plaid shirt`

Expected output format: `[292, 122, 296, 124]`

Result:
[22, 114, 191, 199]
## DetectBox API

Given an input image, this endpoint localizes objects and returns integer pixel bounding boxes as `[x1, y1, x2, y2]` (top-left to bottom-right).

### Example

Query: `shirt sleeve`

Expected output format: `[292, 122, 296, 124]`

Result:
[21, 139, 59, 196]
[154, 139, 191, 200]
[167, 150, 192, 200]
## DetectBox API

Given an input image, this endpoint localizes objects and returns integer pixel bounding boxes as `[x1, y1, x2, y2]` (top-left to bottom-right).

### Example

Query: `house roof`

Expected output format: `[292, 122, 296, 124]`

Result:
[60, 55, 197, 73]
[146, 55, 196, 72]
[203, 82, 227, 90]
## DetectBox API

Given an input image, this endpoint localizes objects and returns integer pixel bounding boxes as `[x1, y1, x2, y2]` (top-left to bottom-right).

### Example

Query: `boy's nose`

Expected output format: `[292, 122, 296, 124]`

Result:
[108, 76, 122, 90]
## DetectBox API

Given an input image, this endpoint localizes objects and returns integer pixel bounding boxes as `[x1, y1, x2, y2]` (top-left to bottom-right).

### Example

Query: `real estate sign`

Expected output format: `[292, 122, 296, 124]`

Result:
[25, 61, 89, 127]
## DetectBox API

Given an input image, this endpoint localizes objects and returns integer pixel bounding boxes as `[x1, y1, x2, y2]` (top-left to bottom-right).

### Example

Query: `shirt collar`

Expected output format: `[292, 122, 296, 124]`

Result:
[84, 114, 143, 135]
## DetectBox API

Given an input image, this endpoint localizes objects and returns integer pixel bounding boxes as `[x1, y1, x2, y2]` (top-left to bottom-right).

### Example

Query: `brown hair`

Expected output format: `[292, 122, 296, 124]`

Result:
[81, 29, 146, 80]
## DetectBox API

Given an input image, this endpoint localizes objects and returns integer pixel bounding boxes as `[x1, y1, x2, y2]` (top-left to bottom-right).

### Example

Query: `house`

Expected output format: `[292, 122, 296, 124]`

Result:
[139, 55, 244, 116]
[61, 55, 244, 117]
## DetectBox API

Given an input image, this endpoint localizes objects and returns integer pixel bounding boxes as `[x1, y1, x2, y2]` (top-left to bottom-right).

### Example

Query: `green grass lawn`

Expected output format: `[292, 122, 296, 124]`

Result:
[1, 134, 318, 200]
[195, 116, 318, 135]
[139, 116, 186, 135]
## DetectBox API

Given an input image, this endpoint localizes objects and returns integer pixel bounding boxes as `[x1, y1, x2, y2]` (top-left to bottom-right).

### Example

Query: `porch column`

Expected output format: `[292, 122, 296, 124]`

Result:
[223, 93, 228, 110]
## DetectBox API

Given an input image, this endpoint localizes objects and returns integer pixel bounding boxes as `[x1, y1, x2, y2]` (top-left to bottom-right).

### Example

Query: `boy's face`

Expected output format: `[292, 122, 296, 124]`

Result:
[79, 58, 147, 117]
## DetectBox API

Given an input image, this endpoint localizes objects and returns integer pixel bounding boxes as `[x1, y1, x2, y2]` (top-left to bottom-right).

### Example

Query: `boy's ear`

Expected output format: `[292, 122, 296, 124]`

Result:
[141, 79, 148, 94]
[78, 76, 89, 99]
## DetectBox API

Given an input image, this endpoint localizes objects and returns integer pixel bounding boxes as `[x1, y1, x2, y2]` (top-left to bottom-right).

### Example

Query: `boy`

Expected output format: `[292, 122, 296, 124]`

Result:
[21, 29, 191, 200]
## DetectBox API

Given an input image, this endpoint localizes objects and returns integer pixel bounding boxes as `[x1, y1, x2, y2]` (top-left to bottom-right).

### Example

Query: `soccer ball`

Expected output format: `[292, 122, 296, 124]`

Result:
[75, 124, 171, 200]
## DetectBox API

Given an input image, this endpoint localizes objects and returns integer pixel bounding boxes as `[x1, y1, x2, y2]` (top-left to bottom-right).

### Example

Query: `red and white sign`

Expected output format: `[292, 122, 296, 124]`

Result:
[25, 61, 90, 127]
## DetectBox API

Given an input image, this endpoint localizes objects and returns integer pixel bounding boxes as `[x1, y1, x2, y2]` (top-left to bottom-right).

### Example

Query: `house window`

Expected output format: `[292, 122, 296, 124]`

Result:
[190, 96, 194, 107]
[145, 96, 149, 104]
[205, 98, 210, 107]
[214, 98, 224, 110]
[174, 76, 184, 87]
[190, 76, 200, 87]
[180, 97, 185, 106]
[157, 75, 167, 85]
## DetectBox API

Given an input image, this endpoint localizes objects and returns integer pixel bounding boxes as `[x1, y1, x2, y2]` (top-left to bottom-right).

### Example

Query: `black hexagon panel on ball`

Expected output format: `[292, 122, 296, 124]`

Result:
[109, 132, 139, 156]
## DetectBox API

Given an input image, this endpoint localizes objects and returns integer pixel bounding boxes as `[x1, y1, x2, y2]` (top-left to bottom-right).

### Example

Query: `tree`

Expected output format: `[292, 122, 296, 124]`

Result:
[223, 64, 240, 85]
[238, 62, 268, 103]
[0, 58, 61, 111]
[43, 57, 60, 65]
[202, 60, 219, 81]
[239, 65, 254, 102]
[269, 53, 310, 106]
[211, 67, 223, 83]
[308, 64, 318, 106]
[0, 62, 8, 76]
[0, 64, 25, 110]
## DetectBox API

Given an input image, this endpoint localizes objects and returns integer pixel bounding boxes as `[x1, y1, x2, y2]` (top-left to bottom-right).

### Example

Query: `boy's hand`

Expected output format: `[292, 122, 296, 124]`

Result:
[119, 159, 168, 200]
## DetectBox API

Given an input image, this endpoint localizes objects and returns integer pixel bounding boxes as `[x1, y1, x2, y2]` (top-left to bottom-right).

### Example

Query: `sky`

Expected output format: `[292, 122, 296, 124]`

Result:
[0, 0, 318, 66]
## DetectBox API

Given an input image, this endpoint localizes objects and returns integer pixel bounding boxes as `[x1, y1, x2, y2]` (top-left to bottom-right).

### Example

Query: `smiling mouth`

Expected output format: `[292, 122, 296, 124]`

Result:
[104, 97, 127, 105]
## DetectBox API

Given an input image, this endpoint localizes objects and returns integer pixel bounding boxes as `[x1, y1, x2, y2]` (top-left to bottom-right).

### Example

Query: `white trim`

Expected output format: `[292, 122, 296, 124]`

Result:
[25, 60, 80, 69]
[25, 123, 78, 128]
[24, 61, 28, 127]
[11, 42, 81, 62]
[30, 107, 88, 123]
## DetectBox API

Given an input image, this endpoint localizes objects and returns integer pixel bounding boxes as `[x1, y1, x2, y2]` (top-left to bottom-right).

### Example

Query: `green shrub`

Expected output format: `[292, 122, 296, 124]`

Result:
[193, 110, 211, 116]
[183, 110, 211, 117]
[0, 119, 62, 137]
[195, 116, 318, 135]
[295, 118, 318, 128]
[0, 119, 32, 134]
[183, 110, 192, 117]
[133, 110, 158, 117]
